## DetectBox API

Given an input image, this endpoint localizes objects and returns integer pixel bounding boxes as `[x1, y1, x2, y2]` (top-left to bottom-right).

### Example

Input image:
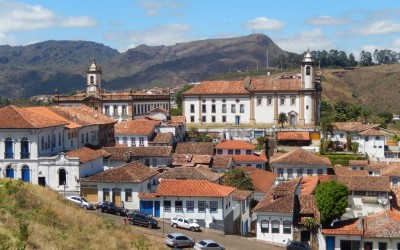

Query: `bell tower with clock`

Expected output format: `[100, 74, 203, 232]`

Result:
[86, 57, 102, 97]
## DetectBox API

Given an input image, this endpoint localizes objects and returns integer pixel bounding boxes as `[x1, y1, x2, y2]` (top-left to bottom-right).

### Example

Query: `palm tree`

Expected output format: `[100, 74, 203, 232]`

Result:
[320, 117, 334, 140]
[278, 112, 288, 128]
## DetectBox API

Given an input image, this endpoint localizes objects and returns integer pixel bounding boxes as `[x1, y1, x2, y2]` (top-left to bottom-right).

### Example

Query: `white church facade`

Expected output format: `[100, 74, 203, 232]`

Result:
[182, 51, 322, 127]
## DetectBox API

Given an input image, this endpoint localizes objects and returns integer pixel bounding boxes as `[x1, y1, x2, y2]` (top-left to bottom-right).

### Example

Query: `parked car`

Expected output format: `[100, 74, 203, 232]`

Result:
[127, 211, 158, 229]
[194, 239, 225, 250]
[170, 215, 200, 232]
[95, 201, 128, 216]
[286, 240, 310, 250]
[65, 195, 94, 210]
[164, 233, 195, 248]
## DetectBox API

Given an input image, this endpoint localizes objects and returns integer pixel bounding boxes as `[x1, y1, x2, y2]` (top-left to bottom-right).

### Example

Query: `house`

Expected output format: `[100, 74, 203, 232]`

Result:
[102, 146, 131, 168]
[235, 166, 277, 201]
[139, 179, 236, 233]
[215, 140, 267, 169]
[232, 190, 253, 236]
[158, 167, 223, 184]
[129, 146, 173, 168]
[321, 210, 400, 250]
[253, 178, 302, 245]
[171, 154, 213, 168]
[270, 148, 331, 183]
[175, 142, 214, 155]
[53, 59, 170, 121]
[146, 107, 169, 121]
[157, 116, 186, 143]
[80, 161, 159, 210]
[211, 155, 235, 172]
[328, 122, 380, 150]
[148, 132, 174, 146]
[114, 119, 158, 147]
[182, 51, 321, 126]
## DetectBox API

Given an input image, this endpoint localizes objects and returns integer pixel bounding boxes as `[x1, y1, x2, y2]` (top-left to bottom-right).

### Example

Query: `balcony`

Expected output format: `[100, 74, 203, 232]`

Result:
[5, 152, 14, 159]
[21, 152, 30, 159]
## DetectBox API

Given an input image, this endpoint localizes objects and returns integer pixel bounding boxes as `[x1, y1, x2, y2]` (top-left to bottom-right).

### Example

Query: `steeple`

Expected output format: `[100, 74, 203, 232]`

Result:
[301, 49, 316, 89]
[86, 57, 102, 97]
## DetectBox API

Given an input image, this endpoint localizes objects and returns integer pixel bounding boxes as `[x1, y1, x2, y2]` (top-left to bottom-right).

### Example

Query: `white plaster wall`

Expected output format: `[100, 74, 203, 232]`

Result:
[77, 126, 100, 148]
[134, 156, 171, 167]
[304, 94, 312, 124]
[115, 134, 150, 147]
[216, 149, 252, 155]
[256, 213, 293, 245]
[254, 94, 275, 124]
[363, 136, 385, 158]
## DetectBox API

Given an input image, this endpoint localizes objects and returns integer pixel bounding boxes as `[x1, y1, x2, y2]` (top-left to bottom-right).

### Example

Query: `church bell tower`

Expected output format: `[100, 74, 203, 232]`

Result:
[301, 49, 316, 89]
[86, 58, 102, 97]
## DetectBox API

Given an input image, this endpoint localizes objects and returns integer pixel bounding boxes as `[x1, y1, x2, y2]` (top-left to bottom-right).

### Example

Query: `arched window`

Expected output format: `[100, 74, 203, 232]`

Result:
[21, 165, 30, 182]
[306, 66, 311, 75]
[90, 76, 94, 84]
[58, 169, 66, 186]
[21, 137, 30, 159]
[271, 220, 280, 233]
[5, 137, 13, 158]
[5, 165, 14, 178]
[261, 220, 269, 233]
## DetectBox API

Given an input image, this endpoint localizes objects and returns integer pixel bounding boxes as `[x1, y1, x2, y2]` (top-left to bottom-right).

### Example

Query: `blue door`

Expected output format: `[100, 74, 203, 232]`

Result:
[21, 167, 30, 182]
[243, 219, 248, 235]
[290, 115, 296, 126]
[140, 201, 153, 215]
[154, 201, 160, 217]
[235, 116, 240, 125]
[326, 236, 335, 250]
[6, 167, 14, 178]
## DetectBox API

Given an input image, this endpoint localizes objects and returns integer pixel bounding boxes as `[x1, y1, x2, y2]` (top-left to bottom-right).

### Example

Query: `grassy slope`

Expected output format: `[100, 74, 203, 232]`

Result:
[0, 179, 164, 250]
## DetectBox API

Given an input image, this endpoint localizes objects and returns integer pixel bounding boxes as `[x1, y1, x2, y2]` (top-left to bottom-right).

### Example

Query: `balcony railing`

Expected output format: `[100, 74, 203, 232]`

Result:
[21, 152, 30, 159]
[5, 152, 14, 159]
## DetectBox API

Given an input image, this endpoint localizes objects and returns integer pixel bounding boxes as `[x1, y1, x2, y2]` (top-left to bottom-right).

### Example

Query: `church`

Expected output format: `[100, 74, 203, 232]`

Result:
[182, 51, 322, 127]
[53, 59, 171, 122]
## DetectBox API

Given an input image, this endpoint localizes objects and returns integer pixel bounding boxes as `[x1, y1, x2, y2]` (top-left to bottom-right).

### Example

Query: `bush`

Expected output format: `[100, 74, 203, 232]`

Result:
[325, 154, 367, 166]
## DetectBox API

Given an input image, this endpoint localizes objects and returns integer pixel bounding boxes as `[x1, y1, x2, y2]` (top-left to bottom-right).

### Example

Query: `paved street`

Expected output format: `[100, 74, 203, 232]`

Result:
[90, 210, 285, 250]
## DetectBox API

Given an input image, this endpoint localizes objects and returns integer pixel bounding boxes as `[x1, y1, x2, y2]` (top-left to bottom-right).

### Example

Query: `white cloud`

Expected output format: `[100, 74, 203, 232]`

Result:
[139, 0, 187, 16]
[275, 29, 335, 53]
[0, 33, 16, 45]
[391, 38, 400, 51]
[307, 15, 348, 26]
[0, 1, 97, 33]
[244, 17, 284, 31]
[356, 20, 400, 36]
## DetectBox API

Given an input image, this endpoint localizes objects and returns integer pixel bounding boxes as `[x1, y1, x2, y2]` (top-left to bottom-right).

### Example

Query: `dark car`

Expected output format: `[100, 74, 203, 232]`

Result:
[286, 240, 310, 250]
[127, 211, 158, 229]
[95, 201, 128, 216]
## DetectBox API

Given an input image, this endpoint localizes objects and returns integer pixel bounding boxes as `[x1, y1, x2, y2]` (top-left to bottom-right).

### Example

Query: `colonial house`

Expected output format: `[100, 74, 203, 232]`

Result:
[321, 210, 400, 250]
[215, 140, 267, 169]
[158, 167, 223, 184]
[270, 148, 331, 183]
[327, 122, 379, 149]
[128, 146, 173, 168]
[114, 119, 158, 147]
[139, 179, 236, 233]
[235, 166, 277, 201]
[232, 190, 253, 236]
[211, 155, 235, 172]
[148, 132, 174, 146]
[182, 51, 321, 126]
[172, 154, 213, 168]
[157, 116, 186, 143]
[80, 161, 159, 210]
[102, 146, 131, 168]
[53, 59, 171, 121]
[175, 142, 214, 155]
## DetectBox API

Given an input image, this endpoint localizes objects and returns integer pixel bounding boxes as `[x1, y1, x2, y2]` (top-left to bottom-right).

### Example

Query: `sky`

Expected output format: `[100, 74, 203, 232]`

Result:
[1, 0, 400, 58]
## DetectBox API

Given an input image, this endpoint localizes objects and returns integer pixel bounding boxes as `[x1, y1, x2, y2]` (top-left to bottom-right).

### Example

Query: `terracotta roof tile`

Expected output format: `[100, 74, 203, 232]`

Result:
[0, 105, 68, 129]
[195, 166, 224, 182]
[191, 155, 212, 164]
[80, 161, 158, 183]
[349, 160, 369, 166]
[66, 147, 110, 164]
[175, 142, 214, 155]
[138, 193, 157, 199]
[149, 132, 173, 144]
[318, 175, 335, 183]
[359, 128, 388, 136]
[277, 132, 310, 140]
[336, 175, 390, 192]
[391, 187, 400, 208]
[298, 195, 317, 214]
[333, 122, 379, 132]
[115, 120, 157, 135]
[301, 176, 319, 195]
[322, 218, 362, 235]
[215, 140, 256, 150]
[233, 154, 267, 163]
[170, 116, 186, 124]
[103, 146, 131, 161]
[48, 105, 116, 126]
[212, 155, 234, 169]
[236, 166, 277, 193]
[381, 163, 400, 176]
[364, 210, 400, 238]
[249, 77, 302, 92]
[130, 146, 172, 157]
[24, 106, 81, 129]
[159, 167, 211, 181]
[233, 190, 253, 201]
[183, 80, 249, 95]
[333, 166, 368, 176]
[156, 179, 235, 197]
[270, 148, 331, 166]
[172, 154, 194, 166]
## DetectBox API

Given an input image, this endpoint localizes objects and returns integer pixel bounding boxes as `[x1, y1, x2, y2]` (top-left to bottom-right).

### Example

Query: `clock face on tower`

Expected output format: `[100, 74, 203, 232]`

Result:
[89, 86, 96, 92]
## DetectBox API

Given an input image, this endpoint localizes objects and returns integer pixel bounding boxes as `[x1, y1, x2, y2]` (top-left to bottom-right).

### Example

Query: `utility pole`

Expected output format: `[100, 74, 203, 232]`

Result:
[266, 49, 269, 69]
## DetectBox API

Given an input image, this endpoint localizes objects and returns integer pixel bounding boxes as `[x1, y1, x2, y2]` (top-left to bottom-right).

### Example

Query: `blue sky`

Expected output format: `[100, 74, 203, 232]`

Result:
[1, 0, 400, 58]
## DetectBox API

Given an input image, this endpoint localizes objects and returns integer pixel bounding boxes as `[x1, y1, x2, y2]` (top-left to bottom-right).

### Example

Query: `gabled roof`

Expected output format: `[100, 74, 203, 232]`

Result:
[298, 195, 317, 214]
[233, 154, 267, 163]
[149, 132, 173, 144]
[175, 142, 214, 155]
[182, 80, 249, 95]
[156, 179, 235, 197]
[170, 116, 186, 124]
[48, 105, 116, 126]
[212, 155, 234, 169]
[333, 122, 379, 132]
[249, 77, 302, 92]
[336, 175, 390, 192]
[130, 146, 172, 157]
[233, 190, 253, 201]
[364, 210, 400, 238]
[236, 166, 277, 193]
[300, 176, 319, 195]
[215, 140, 255, 150]
[191, 155, 212, 164]
[277, 131, 310, 141]
[321, 218, 362, 235]
[359, 128, 389, 136]
[158, 167, 222, 182]
[270, 148, 331, 166]
[66, 147, 110, 164]
[102, 146, 131, 161]
[381, 163, 400, 176]
[80, 161, 158, 183]
[0, 105, 68, 129]
[115, 120, 157, 135]
[349, 160, 369, 166]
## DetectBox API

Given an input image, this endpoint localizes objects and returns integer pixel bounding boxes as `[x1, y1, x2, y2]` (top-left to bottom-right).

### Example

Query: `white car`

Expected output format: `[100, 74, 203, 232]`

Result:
[170, 215, 201, 232]
[194, 239, 225, 250]
[66, 195, 94, 210]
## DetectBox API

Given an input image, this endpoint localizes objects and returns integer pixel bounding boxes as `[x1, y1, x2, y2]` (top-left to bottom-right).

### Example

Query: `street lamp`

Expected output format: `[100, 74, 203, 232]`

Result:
[204, 203, 208, 231]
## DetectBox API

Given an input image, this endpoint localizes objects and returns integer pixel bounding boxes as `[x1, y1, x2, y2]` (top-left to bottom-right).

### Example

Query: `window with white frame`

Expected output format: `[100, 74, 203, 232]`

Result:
[257, 98, 262, 106]
[186, 201, 194, 213]
[280, 96, 285, 106]
[231, 104, 236, 113]
[240, 104, 245, 113]
[222, 104, 227, 113]
[307, 169, 313, 176]
[283, 221, 291, 234]
[291, 96, 296, 106]
[164, 200, 171, 212]
[317, 169, 323, 175]
[267, 97, 272, 106]
[278, 168, 283, 178]
[190, 104, 195, 113]
[393, 178, 399, 186]
[287, 169, 293, 179]
[125, 189, 132, 202]
[122, 137, 128, 146]
[198, 201, 206, 213]
[139, 137, 144, 146]
[261, 220, 269, 233]
[175, 200, 183, 212]
[297, 168, 303, 177]
[272, 220, 280, 233]
[131, 137, 136, 146]
[210, 201, 217, 213]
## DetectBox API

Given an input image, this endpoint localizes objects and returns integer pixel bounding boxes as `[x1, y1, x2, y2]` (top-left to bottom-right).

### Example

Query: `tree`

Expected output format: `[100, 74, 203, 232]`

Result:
[315, 181, 349, 227]
[320, 117, 334, 140]
[278, 112, 288, 128]
[174, 84, 195, 109]
[223, 168, 254, 191]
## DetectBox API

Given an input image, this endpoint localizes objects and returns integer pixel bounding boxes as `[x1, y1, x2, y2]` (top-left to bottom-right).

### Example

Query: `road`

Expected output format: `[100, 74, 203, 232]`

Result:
[89, 210, 285, 250]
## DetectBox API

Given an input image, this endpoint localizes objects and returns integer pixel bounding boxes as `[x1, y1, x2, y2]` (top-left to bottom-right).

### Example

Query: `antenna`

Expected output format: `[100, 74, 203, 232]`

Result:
[266, 49, 269, 69]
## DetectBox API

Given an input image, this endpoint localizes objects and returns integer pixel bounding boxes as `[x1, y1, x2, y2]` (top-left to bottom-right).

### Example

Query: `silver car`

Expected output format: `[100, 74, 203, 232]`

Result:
[164, 233, 195, 248]
[66, 195, 94, 210]
[194, 239, 225, 250]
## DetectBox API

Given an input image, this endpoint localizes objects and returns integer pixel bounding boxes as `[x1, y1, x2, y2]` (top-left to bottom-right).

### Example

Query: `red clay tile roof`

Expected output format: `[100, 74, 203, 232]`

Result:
[103, 146, 131, 161]
[333, 166, 368, 176]
[318, 175, 335, 183]
[215, 140, 255, 150]
[138, 193, 157, 199]
[277, 132, 310, 141]
[233, 154, 267, 163]
[25, 106, 81, 129]
[48, 105, 116, 126]
[115, 120, 156, 135]
[364, 210, 400, 238]
[183, 80, 249, 95]
[80, 161, 158, 183]
[301, 176, 319, 195]
[149, 132, 173, 144]
[0, 105, 68, 129]
[349, 160, 369, 166]
[381, 163, 400, 176]
[233, 190, 253, 201]
[66, 147, 110, 163]
[170, 116, 186, 124]
[321, 218, 362, 235]
[298, 195, 317, 214]
[336, 175, 390, 192]
[249, 77, 302, 92]
[212, 155, 234, 169]
[270, 148, 331, 166]
[236, 166, 277, 193]
[359, 128, 388, 136]
[175, 142, 214, 155]
[172, 154, 194, 166]
[365, 161, 389, 170]
[130, 146, 172, 157]
[391, 187, 400, 208]
[196, 166, 224, 182]
[159, 167, 212, 181]
[156, 179, 235, 197]
[333, 122, 379, 132]
[191, 155, 212, 164]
